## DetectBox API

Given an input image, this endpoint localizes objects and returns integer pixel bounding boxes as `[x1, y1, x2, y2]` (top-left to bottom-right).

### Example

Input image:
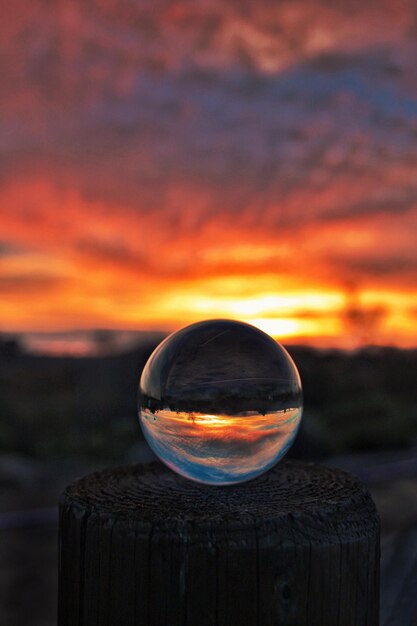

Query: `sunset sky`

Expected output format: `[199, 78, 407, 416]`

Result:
[1, 0, 417, 348]
[140, 407, 301, 483]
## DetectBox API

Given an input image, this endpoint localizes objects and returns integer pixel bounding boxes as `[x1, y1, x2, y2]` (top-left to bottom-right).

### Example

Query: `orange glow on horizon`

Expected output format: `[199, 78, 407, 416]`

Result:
[141, 408, 301, 447]
[2, 3, 417, 350]
[0, 177, 416, 348]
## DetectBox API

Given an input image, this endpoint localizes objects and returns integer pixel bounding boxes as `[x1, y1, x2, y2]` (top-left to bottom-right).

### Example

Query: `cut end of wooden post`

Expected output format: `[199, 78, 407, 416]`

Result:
[59, 461, 380, 626]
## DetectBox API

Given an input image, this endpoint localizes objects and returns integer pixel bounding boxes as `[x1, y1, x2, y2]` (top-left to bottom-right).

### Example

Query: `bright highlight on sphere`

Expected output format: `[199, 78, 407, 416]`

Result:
[138, 319, 303, 485]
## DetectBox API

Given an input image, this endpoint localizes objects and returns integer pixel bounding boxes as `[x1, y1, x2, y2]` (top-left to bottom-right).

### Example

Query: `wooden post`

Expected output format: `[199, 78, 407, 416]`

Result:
[58, 461, 380, 626]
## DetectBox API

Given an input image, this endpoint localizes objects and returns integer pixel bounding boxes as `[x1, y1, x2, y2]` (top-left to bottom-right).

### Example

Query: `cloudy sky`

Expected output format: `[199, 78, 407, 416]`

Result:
[140, 407, 301, 483]
[1, 0, 417, 347]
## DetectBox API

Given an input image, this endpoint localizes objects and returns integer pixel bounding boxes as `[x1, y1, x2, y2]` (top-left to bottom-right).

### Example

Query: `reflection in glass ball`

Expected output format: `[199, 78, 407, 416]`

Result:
[138, 319, 303, 485]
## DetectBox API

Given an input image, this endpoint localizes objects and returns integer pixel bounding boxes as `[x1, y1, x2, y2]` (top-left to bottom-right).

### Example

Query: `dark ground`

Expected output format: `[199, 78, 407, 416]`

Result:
[1, 341, 417, 461]
[2, 452, 417, 626]
[1, 340, 417, 625]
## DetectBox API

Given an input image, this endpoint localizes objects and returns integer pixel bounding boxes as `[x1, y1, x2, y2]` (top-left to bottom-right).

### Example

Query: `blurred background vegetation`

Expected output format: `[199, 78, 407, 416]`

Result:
[1, 334, 416, 464]
[1, 335, 417, 626]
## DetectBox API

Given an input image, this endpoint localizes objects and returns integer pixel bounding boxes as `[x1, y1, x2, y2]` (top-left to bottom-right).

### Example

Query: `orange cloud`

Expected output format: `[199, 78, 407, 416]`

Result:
[2, 2, 417, 347]
[0, 174, 416, 347]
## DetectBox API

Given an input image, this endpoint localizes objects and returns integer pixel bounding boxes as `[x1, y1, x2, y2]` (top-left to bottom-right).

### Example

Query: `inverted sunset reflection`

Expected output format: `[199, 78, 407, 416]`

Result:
[138, 320, 303, 483]
[140, 407, 302, 485]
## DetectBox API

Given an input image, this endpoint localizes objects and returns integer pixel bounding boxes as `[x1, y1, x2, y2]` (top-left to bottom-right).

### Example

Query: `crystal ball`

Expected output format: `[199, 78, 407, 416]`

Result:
[138, 319, 303, 485]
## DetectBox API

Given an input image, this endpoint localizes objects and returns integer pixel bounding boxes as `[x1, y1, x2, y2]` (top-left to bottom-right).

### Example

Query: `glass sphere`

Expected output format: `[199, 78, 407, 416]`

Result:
[138, 319, 303, 485]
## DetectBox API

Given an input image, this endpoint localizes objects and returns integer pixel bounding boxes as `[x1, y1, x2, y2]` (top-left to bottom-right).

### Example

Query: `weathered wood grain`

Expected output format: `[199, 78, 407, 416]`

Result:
[58, 461, 380, 626]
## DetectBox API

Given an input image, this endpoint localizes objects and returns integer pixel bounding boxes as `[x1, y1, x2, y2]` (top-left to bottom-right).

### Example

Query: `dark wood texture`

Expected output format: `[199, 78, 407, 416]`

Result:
[58, 461, 380, 626]
[381, 525, 417, 626]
